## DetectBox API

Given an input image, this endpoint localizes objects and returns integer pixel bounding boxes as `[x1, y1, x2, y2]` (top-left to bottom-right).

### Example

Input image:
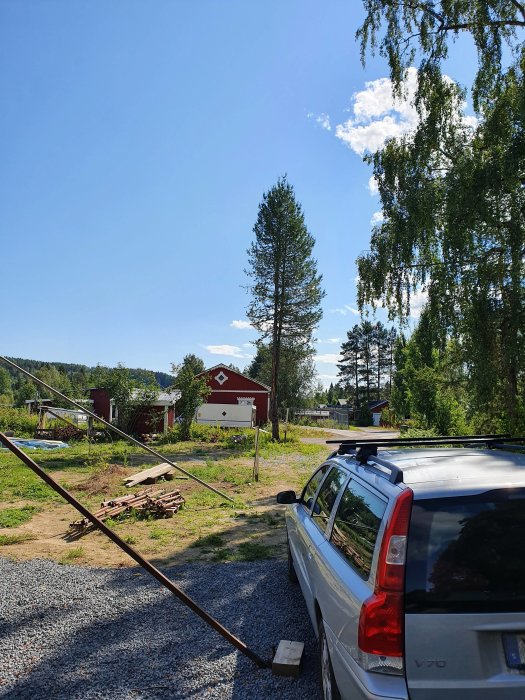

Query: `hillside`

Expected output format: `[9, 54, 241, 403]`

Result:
[4, 357, 175, 389]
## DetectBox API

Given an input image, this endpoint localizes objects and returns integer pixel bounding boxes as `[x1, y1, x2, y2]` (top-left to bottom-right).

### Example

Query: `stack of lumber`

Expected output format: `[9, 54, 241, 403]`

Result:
[70, 488, 185, 532]
[123, 463, 176, 487]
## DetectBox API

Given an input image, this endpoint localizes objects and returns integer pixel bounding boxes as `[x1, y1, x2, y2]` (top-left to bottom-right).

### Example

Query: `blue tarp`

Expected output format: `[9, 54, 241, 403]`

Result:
[1, 439, 70, 450]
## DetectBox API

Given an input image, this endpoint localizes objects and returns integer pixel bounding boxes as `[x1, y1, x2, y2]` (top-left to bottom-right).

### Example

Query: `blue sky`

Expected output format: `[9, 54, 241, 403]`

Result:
[0, 1, 478, 386]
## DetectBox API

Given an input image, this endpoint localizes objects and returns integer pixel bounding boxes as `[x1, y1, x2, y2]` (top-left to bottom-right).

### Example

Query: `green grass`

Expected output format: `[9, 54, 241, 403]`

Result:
[261, 512, 282, 528]
[211, 540, 275, 562]
[59, 547, 85, 563]
[0, 505, 40, 528]
[0, 432, 325, 502]
[236, 541, 274, 560]
[212, 547, 233, 562]
[148, 526, 172, 543]
[192, 533, 224, 548]
[0, 432, 322, 564]
[0, 532, 36, 546]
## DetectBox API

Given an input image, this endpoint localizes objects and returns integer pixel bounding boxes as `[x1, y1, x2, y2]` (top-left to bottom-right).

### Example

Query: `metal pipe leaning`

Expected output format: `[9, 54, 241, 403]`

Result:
[0, 432, 270, 669]
[0, 355, 232, 502]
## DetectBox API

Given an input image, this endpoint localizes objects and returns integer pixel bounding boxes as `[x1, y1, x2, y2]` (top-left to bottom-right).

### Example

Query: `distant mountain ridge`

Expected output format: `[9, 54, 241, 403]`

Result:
[4, 357, 176, 389]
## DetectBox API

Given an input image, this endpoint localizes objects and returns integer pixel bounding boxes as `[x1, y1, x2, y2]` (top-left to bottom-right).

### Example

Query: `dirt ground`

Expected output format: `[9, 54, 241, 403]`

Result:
[0, 427, 397, 568]
[0, 454, 318, 568]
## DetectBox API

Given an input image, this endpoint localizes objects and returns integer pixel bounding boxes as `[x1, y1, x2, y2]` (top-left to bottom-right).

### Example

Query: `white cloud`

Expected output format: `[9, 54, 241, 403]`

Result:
[370, 210, 384, 225]
[205, 344, 246, 359]
[307, 111, 332, 131]
[335, 68, 419, 156]
[408, 288, 428, 319]
[230, 320, 252, 330]
[318, 373, 338, 387]
[330, 305, 360, 316]
[317, 113, 331, 131]
[368, 175, 379, 195]
[316, 353, 343, 364]
[367, 283, 428, 320]
[317, 337, 342, 345]
[335, 68, 477, 158]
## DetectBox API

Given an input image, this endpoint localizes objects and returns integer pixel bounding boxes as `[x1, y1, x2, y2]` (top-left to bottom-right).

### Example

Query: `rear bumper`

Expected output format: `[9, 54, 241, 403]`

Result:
[325, 622, 408, 700]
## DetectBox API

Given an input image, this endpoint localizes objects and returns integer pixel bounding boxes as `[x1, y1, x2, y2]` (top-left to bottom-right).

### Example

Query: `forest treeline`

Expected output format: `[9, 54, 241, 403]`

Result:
[0, 357, 175, 407]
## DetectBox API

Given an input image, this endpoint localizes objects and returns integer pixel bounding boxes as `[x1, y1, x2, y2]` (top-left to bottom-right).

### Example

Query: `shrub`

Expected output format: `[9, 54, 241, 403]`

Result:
[0, 407, 39, 437]
[160, 423, 255, 446]
[357, 404, 373, 427]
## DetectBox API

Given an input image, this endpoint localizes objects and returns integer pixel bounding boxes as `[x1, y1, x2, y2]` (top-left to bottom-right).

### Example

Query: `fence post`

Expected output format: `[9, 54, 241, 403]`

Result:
[284, 408, 289, 442]
[253, 426, 260, 482]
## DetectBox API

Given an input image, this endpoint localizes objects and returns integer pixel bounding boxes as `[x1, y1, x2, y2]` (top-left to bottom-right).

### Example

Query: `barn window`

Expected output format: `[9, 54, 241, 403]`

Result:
[237, 397, 254, 406]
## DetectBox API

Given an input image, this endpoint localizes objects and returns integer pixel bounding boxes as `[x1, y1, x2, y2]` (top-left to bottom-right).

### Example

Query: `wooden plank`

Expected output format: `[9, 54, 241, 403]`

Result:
[123, 463, 175, 488]
[272, 640, 304, 678]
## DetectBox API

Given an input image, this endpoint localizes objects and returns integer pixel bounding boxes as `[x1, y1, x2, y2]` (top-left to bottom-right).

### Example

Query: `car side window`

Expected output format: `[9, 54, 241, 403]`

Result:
[330, 479, 387, 579]
[311, 467, 348, 534]
[301, 464, 329, 511]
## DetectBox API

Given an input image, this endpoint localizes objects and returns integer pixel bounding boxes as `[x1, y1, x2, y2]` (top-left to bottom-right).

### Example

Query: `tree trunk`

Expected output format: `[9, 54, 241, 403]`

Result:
[270, 351, 280, 440]
[376, 344, 381, 401]
[354, 355, 359, 413]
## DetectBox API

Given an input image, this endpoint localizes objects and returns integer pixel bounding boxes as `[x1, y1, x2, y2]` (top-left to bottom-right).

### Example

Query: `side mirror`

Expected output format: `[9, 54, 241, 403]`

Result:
[276, 490, 297, 504]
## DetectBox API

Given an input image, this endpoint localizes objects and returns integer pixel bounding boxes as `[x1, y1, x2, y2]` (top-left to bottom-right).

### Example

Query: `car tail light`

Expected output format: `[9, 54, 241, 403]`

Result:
[358, 487, 413, 675]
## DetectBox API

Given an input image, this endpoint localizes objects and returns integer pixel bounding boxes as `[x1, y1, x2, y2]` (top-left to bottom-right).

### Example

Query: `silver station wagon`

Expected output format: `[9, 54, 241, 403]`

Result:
[277, 435, 525, 700]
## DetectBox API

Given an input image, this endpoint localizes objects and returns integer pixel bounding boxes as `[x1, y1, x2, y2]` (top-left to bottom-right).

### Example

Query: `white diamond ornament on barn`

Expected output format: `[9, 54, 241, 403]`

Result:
[214, 370, 229, 385]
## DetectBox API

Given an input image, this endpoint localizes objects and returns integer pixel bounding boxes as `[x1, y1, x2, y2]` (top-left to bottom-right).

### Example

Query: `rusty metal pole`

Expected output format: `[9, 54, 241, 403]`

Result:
[0, 356, 232, 502]
[0, 432, 270, 669]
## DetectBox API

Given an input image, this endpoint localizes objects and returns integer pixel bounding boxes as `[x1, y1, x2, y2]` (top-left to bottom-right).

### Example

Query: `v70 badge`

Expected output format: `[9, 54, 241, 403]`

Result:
[415, 659, 447, 669]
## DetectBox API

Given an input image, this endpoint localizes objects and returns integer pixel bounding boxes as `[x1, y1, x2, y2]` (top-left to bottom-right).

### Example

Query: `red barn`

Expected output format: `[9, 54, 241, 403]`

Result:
[196, 364, 270, 425]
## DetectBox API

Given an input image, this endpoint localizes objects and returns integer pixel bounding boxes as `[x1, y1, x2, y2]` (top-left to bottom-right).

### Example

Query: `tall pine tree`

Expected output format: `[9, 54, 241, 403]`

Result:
[246, 176, 325, 439]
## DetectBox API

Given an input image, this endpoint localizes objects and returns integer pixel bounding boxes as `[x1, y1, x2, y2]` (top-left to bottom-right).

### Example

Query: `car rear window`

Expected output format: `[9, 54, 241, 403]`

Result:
[311, 467, 348, 533]
[405, 489, 525, 613]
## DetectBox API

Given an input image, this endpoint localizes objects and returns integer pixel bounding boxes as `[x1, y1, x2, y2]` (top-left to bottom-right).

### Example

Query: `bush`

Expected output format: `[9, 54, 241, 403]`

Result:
[0, 407, 39, 436]
[357, 404, 373, 427]
[380, 408, 394, 427]
[159, 423, 255, 446]
[294, 417, 348, 429]
[401, 427, 439, 439]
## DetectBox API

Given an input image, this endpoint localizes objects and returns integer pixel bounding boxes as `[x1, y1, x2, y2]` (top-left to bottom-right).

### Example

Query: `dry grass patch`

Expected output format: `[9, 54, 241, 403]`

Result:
[0, 532, 37, 546]
[71, 463, 130, 497]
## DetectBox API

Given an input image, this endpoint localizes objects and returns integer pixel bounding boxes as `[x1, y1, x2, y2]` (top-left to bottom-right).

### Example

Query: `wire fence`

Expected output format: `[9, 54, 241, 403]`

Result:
[279, 407, 353, 427]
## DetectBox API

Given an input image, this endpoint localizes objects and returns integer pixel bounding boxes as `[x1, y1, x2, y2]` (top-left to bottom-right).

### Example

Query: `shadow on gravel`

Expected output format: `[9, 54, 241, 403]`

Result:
[0, 557, 322, 700]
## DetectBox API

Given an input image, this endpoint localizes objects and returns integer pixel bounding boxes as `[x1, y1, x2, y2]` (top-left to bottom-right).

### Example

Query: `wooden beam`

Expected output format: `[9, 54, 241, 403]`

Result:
[124, 463, 175, 488]
[272, 640, 304, 678]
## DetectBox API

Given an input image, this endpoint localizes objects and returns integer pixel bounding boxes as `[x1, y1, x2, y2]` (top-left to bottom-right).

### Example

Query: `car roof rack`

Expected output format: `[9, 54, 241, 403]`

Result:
[326, 434, 525, 485]
[328, 434, 513, 455]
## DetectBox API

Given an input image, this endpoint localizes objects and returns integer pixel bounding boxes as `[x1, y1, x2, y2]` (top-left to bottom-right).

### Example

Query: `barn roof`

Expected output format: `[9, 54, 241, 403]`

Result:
[197, 364, 270, 391]
[130, 388, 181, 404]
[368, 399, 389, 410]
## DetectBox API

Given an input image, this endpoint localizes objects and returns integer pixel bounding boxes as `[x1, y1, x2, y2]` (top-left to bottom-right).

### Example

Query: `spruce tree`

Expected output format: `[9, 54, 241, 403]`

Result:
[246, 176, 324, 439]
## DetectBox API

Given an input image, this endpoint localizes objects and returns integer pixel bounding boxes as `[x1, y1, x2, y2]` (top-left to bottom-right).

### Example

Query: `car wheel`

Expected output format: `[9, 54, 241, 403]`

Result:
[319, 619, 341, 700]
[287, 540, 298, 583]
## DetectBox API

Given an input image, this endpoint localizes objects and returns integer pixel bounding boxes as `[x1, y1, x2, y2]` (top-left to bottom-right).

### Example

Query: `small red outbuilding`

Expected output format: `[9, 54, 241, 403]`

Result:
[196, 364, 270, 425]
[89, 388, 179, 435]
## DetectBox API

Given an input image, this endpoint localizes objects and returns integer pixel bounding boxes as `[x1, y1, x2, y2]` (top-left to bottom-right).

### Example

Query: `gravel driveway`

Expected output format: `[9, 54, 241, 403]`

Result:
[0, 557, 322, 700]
